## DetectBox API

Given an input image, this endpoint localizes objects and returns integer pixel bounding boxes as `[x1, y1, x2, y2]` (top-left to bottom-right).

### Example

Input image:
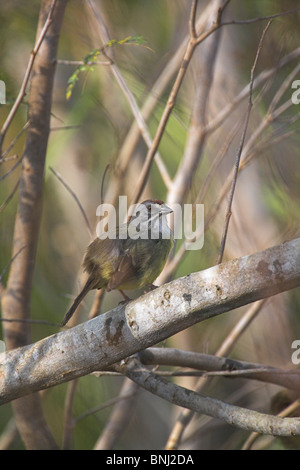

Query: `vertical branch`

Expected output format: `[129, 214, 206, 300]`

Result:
[103, 1, 223, 206]
[167, 0, 225, 208]
[129, 0, 230, 210]
[1, 0, 67, 449]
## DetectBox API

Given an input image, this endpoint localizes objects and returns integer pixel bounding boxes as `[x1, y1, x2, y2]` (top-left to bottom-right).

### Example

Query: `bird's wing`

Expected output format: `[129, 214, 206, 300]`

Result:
[106, 252, 137, 291]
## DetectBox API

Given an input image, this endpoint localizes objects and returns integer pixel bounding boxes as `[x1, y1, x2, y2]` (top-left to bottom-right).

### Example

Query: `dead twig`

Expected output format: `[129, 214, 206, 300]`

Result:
[49, 166, 93, 239]
[217, 20, 273, 264]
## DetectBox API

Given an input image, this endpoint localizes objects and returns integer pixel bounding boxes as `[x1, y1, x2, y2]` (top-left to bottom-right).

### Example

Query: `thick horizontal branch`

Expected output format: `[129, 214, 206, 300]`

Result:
[122, 358, 300, 437]
[0, 238, 299, 405]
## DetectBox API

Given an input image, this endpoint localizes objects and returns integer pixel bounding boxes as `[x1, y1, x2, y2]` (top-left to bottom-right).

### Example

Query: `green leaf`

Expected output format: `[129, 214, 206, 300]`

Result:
[65, 35, 151, 100]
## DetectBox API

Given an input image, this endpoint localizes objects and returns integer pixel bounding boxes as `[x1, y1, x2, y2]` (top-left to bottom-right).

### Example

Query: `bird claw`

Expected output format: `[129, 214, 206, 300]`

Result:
[144, 284, 158, 293]
[118, 290, 131, 304]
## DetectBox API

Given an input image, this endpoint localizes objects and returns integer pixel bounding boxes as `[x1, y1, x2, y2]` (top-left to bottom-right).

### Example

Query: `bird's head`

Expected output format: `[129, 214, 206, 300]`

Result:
[128, 199, 173, 239]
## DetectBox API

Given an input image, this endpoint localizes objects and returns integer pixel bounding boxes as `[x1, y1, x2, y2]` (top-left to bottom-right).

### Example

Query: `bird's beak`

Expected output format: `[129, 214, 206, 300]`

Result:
[161, 203, 173, 215]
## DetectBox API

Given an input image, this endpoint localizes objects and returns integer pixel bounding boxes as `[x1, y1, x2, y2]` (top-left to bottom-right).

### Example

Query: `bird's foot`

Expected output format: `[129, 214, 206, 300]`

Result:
[118, 290, 131, 305]
[144, 284, 158, 293]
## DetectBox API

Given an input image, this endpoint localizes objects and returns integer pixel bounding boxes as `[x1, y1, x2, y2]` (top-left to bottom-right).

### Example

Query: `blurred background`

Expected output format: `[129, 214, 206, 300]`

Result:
[0, 0, 300, 450]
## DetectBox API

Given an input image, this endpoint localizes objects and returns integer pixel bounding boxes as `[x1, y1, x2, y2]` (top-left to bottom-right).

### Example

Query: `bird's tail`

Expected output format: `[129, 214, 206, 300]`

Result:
[61, 278, 94, 327]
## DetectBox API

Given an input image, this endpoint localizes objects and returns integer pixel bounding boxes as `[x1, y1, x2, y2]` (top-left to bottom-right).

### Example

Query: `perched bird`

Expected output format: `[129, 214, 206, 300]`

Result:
[61, 199, 173, 326]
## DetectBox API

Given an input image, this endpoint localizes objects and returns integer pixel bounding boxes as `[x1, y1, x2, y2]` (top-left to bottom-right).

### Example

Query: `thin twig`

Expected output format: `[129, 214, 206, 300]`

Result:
[0, 155, 18, 164]
[0, 178, 19, 214]
[171, 105, 299, 280]
[88, 289, 105, 320]
[0, 418, 18, 450]
[0, 318, 60, 327]
[0, 246, 25, 286]
[103, 1, 224, 211]
[0, 121, 30, 161]
[189, 0, 198, 39]
[221, 7, 300, 26]
[75, 389, 138, 425]
[215, 299, 268, 356]
[153, 368, 274, 378]
[139, 345, 300, 389]
[128, 0, 230, 212]
[159, 121, 242, 283]
[206, 46, 300, 134]
[50, 125, 81, 132]
[86, 0, 172, 190]
[57, 59, 111, 66]
[62, 380, 78, 450]
[0, 155, 24, 182]
[49, 166, 93, 239]
[0, 0, 58, 151]
[94, 378, 139, 450]
[217, 20, 273, 264]
[166, 0, 226, 212]
[100, 164, 110, 205]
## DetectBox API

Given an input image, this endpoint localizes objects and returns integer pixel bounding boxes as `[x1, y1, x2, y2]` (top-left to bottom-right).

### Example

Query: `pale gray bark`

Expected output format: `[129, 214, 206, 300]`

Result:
[0, 237, 299, 406]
